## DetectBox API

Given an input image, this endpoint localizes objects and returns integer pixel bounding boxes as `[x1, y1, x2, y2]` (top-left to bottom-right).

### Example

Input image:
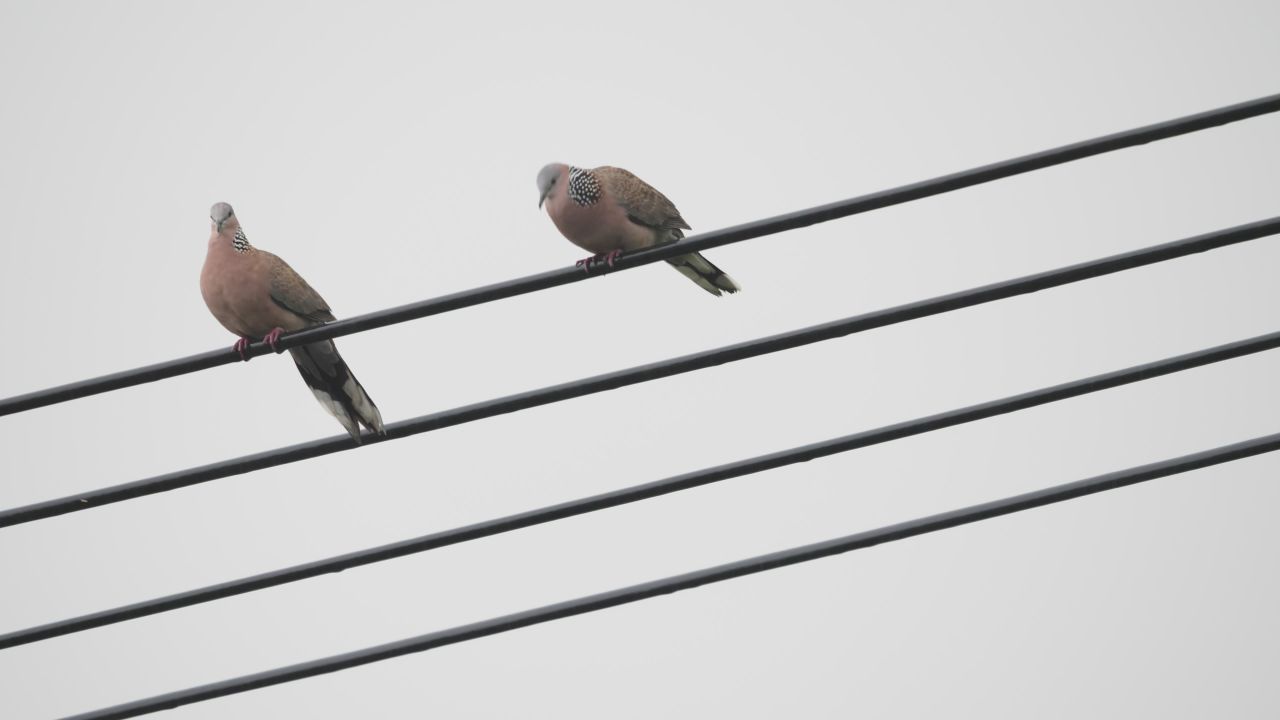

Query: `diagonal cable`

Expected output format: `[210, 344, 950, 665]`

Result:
[59, 431, 1280, 720]
[3, 92, 1278, 417]
[1, 329, 1276, 649]
[1, 216, 1277, 529]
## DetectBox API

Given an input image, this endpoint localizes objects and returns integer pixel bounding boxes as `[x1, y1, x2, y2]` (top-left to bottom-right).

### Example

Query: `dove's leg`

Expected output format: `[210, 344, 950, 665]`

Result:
[233, 337, 252, 362]
[262, 327, 285, 354]
[574, 250, 623, 272]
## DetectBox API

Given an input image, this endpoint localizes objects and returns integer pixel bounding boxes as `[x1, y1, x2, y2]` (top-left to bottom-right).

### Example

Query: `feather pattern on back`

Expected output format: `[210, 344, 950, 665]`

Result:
[594, 166, 691, 234]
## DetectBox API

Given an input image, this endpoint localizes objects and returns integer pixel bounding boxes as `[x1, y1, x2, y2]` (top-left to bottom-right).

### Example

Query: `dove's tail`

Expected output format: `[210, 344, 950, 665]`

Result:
[665, 251, 741, 297]
[289, 340, 384, 443]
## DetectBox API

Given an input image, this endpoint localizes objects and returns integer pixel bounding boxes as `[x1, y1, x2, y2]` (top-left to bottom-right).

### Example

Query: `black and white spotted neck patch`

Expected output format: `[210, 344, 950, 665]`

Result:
[232, 228, 252, 253]
[567, 166, 601, 207]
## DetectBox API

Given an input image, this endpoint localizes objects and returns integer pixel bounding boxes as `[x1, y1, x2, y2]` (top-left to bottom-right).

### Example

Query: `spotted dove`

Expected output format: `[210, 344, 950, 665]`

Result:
[536, 164, 740, 296]
[200, 202, 384, 442]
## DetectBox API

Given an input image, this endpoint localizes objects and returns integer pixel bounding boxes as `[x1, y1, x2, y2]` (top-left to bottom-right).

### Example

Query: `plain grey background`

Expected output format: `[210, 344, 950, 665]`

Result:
[2, 1, 1278, 717]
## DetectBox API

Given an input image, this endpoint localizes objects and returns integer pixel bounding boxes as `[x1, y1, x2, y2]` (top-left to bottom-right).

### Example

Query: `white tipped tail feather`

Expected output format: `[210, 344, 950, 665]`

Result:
[289, 342, 384, 443]
[666, 251, 741, 296]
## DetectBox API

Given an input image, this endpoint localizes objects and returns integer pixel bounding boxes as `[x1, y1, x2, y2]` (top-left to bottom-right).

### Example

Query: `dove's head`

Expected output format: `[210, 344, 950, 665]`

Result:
[536, 163, 568, 209]
[210, 202, 237, 232]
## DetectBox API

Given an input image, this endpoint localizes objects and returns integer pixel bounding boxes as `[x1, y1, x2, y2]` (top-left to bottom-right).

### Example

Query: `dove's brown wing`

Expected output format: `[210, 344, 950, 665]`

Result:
[594, 166, 691, 234]
[262, 251, 383, 441]
[265, 252, 337, 324]
[593, 166, 740, 296]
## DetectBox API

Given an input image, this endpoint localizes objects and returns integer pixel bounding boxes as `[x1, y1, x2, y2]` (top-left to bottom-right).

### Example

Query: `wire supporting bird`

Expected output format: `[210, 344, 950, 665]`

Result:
[200, 202, 384, 443]
[537, 164, 741, 296]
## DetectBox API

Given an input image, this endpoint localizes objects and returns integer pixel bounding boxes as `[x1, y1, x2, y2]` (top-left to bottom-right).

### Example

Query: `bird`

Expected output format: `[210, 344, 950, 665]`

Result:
[200, 202, 384, 443]
[536, 163, 740, 296]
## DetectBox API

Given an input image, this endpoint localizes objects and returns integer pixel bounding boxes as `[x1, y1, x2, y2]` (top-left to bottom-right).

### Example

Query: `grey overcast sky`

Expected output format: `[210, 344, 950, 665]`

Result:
[2, 1, 1279, 717]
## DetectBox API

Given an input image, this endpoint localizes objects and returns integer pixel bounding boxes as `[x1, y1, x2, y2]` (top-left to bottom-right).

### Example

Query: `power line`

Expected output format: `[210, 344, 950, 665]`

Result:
[61, 431, 1280, 720]
[4, 329, 1276, 650]
[4, 92, 1279, 419]
[3, 216, 1277, 529]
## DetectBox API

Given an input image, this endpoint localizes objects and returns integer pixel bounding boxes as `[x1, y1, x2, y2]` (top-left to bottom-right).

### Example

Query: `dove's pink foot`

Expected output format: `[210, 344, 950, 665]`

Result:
[233, 337, 252, 362]
[262, 327, 285, 354]
[575, 250, 623, 272]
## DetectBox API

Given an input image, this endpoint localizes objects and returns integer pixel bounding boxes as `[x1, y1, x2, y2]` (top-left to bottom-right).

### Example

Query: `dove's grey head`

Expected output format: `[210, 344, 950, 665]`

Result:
[210, 202, 236, 232]
[536, 163, 568, 209]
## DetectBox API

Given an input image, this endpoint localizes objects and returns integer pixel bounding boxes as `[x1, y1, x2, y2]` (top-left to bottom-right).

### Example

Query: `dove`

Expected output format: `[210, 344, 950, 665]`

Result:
[537, 164, 740, 296]
[200, 202, 384, 442]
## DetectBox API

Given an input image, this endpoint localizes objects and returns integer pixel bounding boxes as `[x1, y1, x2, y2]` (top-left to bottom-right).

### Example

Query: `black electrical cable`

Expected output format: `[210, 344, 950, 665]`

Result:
[60, 431, 1280, 720]
[2, 216, 1277, 529]
[4, 329, 1278, 650]
[4, 92, 1278, 418]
